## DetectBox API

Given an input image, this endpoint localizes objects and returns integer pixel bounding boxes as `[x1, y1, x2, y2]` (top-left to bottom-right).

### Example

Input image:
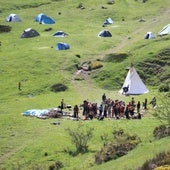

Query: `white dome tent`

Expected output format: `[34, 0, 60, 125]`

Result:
[144, 31, 155, 39]
[6, 14, 21, 22]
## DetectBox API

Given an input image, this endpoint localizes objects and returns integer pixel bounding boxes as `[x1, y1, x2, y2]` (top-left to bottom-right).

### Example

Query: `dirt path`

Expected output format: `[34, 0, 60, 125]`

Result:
[71, 70, 94, 99]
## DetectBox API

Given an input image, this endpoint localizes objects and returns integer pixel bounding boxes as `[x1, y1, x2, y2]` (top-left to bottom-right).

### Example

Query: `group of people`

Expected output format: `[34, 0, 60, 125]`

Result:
[59, 94, 156, 120]
[81, 96, 143, 120]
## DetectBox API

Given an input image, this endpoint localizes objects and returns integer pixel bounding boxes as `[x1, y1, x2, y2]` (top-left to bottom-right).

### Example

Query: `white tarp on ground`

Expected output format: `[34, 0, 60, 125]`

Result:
[22, 109, 49, 117]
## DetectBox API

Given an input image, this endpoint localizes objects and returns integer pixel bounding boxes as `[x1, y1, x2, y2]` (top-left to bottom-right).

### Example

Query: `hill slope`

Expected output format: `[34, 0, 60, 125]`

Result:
[0, 1, 170, 170]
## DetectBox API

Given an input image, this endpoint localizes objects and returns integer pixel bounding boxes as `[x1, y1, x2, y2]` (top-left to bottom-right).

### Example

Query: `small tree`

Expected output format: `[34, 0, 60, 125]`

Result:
[152, 95, 170, 126]
[66, 124, 94, 154]
[152, 95, 170, 139]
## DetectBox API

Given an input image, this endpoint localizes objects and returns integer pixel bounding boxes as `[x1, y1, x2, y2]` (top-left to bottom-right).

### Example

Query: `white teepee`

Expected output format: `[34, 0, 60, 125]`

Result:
[119, 65, 149, 95]
[158, 24, 170, 36]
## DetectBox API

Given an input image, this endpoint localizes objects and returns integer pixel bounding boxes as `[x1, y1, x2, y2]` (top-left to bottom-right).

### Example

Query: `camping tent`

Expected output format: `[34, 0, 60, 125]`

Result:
[98, 30, 112, 37]
[21, 28, 40, 38]
[144, 32, 155, 39]
[6, 14, 21, 22]
[52, 31, 68, 37]
[119, 65, 149, 95]
[158, 24, 170, 36]
[34, 13, 55, 24]
[103, 17, 114, 26]
[56, 42, 70, 50]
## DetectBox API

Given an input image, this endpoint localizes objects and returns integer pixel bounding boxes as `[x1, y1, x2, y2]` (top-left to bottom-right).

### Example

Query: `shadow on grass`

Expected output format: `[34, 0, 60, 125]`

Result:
[56, 148, 97, 157]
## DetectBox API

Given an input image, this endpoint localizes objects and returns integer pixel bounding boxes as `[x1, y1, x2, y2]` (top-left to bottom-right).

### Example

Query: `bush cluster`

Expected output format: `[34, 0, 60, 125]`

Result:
[137, 151, 170, 170]
[159, 84, 170, 92]
[155, 165, 170, 170]
[49, 161, 64, 170]
[95, 129, 141, 165]
[153, 125, 170, 139]
[0, 25, 12, 32]
[51, 83, 68, 92]
[90, 61, 103, 70]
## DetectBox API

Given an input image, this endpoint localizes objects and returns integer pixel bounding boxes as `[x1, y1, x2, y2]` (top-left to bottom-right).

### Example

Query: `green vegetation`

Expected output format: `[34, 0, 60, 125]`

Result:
[137, 151, 170, 170]
[66, 124, 94, 154]
[95, 129, 141, 165]
[0, 0, 170, 169]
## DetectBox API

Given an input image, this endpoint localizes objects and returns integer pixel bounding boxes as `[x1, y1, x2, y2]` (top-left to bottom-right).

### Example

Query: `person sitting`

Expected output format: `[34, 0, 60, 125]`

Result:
[97, 114, 104, 120]
[122, 85, 129, 94]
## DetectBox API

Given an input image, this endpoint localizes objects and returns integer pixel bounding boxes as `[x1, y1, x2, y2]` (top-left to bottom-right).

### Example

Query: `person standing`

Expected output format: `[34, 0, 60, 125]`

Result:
[131, 97, 135, 106]
[137, 101, 141, 113]
[150, 97, 156, 108]
[144, 98, 148, 110]
[98, 104, 103, 116]
[102, 93, 106, 103]
[18, 81, 22, 91]
[60, 99, 65, 113]
[103, 104, 108, 118]
[125, 106, 130, 119]
[73, 105, 79, 118]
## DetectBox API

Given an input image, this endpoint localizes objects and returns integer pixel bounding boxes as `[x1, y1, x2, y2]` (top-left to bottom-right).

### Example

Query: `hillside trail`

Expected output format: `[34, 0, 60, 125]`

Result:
[71, 3, 170, 99]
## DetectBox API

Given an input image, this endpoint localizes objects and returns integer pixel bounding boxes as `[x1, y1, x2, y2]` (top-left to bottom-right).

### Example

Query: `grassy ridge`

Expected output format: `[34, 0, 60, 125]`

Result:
[0, 0, 170, 169]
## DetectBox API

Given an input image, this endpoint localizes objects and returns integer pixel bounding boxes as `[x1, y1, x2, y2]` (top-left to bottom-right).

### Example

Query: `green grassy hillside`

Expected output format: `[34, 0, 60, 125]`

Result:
[0, 0, 170, 169]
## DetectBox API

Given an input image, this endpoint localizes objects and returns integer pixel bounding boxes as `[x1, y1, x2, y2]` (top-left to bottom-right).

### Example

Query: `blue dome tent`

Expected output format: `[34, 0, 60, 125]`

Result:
[52, 31, 68, 37]
[56, 42, 70, 50]
[34, 13, 55, 24]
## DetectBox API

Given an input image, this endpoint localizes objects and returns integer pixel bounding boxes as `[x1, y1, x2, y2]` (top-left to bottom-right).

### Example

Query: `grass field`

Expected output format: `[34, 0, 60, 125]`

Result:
[0, 0, 170, 169]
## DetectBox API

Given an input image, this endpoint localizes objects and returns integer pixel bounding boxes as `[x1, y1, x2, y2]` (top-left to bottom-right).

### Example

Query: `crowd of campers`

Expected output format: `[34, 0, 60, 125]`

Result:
[80, 97, 143, 121]
[22, 95, 156, 120]
[65, 95, 156, 121]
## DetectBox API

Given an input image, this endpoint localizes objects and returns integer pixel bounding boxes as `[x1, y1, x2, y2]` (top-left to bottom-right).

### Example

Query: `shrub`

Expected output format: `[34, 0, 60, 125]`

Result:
[152, 95, 170, 126]
[137, 151, 170, 170]
[153, 125, 170, 139]
[51, 83, 68, 92]
[90, 61, 103, 70]
[155, 165, 170, 170]
[159, 84, 170, 92]
[95, 129, 141, 165]
[49, 161, 64, 170]
[66, 124, 94, 154]
[0, 25, 12, 32]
